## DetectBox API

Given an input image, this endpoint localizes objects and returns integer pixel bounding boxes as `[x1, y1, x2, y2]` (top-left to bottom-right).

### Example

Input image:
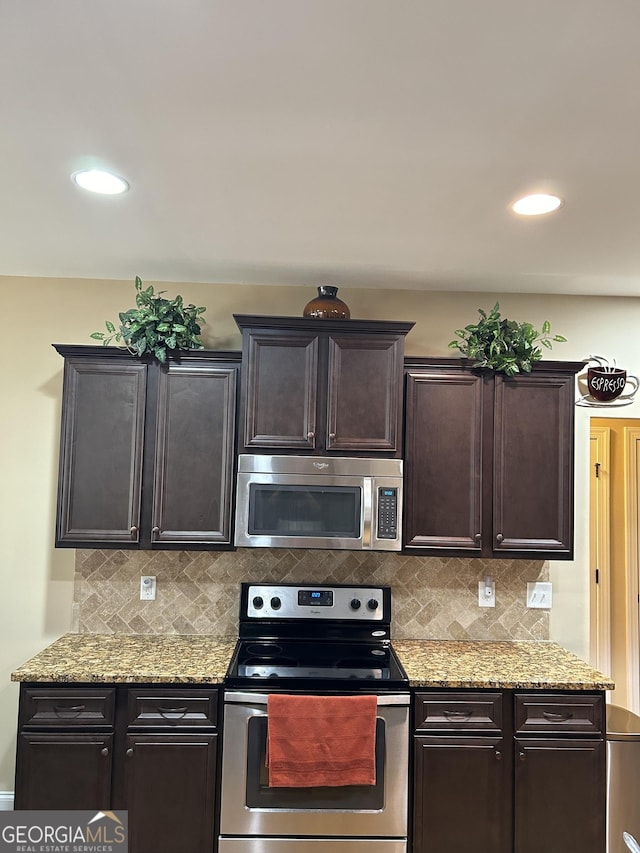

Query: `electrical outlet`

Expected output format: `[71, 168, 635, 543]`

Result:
[527, 581, 552, 609]
[140, 576, 156, 601]
[478, 577, 496, 608]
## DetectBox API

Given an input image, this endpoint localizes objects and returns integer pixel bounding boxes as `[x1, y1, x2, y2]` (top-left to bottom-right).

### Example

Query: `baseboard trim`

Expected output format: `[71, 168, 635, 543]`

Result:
[0, 792, 14, 810]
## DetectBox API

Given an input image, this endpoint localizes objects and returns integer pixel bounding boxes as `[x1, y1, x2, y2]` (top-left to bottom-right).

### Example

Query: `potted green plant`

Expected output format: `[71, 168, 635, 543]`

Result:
[448, 302, 566, 376]
[91, 276, 206, 363]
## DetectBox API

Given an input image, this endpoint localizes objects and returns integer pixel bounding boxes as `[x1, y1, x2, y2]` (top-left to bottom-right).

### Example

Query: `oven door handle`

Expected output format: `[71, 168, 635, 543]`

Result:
[223, 691, 410, 706]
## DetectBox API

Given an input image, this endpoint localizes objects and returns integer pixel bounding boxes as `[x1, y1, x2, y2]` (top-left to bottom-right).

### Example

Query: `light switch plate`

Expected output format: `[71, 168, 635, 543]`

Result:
[140, 576, 156, 601]
[527, 581, 552, 609]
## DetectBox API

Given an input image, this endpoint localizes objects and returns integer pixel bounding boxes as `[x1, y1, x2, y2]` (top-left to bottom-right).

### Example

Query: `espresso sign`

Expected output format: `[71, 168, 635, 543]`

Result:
[587, 367, 639, 402]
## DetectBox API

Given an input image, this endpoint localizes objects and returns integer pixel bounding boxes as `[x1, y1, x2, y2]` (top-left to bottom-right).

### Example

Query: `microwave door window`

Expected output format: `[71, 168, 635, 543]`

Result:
[248, 485, 361, 538]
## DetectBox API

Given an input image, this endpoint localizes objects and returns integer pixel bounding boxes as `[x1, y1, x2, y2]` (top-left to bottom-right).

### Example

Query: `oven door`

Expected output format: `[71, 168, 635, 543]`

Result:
[219, 691, 409, 840]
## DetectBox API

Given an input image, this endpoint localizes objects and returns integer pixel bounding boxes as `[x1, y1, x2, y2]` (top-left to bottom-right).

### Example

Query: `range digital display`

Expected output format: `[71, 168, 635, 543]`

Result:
[298, 590, 333, 607]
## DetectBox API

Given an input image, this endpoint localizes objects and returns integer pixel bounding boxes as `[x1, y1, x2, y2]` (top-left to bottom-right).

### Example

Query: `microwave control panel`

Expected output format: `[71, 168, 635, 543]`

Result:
[377, 487, 398, 539]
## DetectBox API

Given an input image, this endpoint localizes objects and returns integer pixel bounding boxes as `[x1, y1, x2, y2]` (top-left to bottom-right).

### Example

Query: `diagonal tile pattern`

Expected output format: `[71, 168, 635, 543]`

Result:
[74, 549, 549, 641]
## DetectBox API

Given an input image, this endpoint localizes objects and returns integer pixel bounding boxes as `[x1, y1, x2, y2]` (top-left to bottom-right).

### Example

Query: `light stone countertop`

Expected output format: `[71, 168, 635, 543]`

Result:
[392, 639, 614, 690]
[11, 633, 237, 684]
[11, 634, 614, 690]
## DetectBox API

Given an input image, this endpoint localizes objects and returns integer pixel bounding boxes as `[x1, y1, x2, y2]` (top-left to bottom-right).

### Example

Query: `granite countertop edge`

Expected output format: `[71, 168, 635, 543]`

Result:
[10, 635, 615, 691]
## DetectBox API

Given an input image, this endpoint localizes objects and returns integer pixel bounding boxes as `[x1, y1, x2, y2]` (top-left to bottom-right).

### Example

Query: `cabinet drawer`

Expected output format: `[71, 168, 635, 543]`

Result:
[514, 693, 604, 735]
[414, 692, 503, 732]
[20, 688, 115, 728]
[127, 688, 218, 728]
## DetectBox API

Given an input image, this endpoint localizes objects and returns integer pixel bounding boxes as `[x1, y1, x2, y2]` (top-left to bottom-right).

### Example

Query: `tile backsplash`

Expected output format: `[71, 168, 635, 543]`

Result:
[74, 549, 549, 641]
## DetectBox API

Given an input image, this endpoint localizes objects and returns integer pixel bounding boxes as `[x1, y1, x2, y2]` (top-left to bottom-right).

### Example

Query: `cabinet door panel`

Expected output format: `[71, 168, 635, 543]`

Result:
[15, 733, 112, 809]
[514, 737, 605, 853]
[242, 332, 318, 449]
[125, 734, 217, 853]
[404, 370, 483, 551]
[413, 736, 510, 853]
[327, 335, 402, 452]
[56, 360, 146, 545]
[493, 374, 574, 555]
[152, 364, 237, 544]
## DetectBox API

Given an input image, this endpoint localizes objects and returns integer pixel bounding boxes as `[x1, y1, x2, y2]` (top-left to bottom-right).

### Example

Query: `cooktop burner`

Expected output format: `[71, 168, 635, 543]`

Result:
[225, 583, 408, 690]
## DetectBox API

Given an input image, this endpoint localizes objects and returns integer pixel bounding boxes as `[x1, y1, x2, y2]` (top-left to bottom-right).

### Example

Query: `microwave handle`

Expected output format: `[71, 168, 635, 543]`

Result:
[363, 477, 373, 548]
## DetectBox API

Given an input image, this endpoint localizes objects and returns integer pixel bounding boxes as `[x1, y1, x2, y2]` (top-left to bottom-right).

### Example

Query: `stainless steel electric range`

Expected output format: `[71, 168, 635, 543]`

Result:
[219, 582, 410, 853]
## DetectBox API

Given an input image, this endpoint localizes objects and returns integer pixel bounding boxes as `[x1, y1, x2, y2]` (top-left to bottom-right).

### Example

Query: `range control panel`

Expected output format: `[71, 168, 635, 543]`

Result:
[377, 487, 398, 539]
[245, 584, 387, 621]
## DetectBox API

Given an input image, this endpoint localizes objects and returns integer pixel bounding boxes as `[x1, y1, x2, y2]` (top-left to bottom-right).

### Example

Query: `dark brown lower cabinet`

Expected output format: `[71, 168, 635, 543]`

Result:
[514, 738, 605, 853]
[125, 734, 217, 853]
[413, 736, 510, 853]
[412, 690, 606, 853]
[16, 732, 113, 809]
[15, 684, 220, 853]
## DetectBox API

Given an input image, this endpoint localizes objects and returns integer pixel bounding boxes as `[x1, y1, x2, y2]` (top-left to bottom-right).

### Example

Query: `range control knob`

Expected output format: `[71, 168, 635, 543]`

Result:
[367, 598, 379, 611]
[270, 596, 282, 610]
[350, 598, 362, 610]
[252, 596, 264, 610]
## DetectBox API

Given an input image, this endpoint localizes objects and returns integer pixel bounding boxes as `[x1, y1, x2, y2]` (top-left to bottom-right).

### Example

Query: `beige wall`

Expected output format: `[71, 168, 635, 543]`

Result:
[1, 273, 639, 791]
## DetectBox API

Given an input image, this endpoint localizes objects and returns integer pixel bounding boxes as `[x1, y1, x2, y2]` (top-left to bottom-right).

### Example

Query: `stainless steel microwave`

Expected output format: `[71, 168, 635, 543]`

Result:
[234, 454, 403, 551]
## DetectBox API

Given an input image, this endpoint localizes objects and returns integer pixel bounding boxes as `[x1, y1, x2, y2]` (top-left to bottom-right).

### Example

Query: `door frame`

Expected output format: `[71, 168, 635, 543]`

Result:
[624, 427, 640, 713]
[589, 427, 612, 676]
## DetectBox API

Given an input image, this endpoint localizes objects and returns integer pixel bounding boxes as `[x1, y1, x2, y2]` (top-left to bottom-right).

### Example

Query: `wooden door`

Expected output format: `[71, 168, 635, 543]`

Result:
[413, 735, 510, 853]
[241, 330, 319, 450]
[56, 357, 147, 547]
[152, 362, 237, 545]
[15, 733, 113, 809]
[327, 334, 404, 453]
[492, 372, 575, 557]
[403, 369, 483, 553]
[125, 733, 217, 853]
[514, 737, 605, 853]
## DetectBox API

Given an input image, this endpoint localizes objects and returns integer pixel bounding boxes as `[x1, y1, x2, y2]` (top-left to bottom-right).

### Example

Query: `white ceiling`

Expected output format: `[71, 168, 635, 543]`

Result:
[2, 0, 640, 296]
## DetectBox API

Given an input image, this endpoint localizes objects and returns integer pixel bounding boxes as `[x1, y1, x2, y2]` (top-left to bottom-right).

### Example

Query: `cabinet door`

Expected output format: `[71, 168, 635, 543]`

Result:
[152, 363, 237, 545]
[125, 733, 217, 853]
[15, 732, 113, 809]
[514, 737, 605, 853]
[56, 358, 147, 546]
[492, 373, 574, 556]
[413, 735, 510, 853]
[404, 370, 483, 552]
[242, 331, 319, 449]
[327, 334, 404, 453]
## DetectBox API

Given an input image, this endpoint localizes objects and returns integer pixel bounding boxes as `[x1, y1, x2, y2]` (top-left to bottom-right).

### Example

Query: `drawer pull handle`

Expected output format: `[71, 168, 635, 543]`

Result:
[542, 710, 573, 722]
[158, 706, 189, 717]
[101, 747, 109, 757]
[54, 704, 86, 715]
[442, 709, 472, 721]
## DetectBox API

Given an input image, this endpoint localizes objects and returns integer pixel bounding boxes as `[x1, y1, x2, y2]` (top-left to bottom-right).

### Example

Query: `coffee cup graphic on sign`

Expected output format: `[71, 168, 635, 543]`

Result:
[587, 365, 639, 402]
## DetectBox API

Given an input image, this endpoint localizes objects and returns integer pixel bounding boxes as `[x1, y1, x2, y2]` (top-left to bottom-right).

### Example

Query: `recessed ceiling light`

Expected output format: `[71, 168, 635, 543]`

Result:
[511, 193, 563, 216]
[71, 169, 129, 195]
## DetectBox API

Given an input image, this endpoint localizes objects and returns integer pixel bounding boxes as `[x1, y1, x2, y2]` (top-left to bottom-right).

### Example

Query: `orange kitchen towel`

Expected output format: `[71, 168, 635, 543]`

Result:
[266, 693, 377, 787]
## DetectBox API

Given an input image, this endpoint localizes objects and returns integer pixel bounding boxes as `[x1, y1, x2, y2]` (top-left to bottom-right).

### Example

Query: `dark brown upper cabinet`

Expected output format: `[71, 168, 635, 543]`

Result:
[54, 345, 240, 549]
[403, 358, 583, 559]
[234, 315, 414, 456]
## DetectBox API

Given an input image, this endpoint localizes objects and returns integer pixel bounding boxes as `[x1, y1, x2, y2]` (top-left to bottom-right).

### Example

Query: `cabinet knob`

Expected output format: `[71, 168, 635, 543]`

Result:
[101, 747, 109, 757]
[329, 432, 336, 440]
[474, 533, 481, 544]
[496, 533, 504, 543]
[307, 431, 315, 440]
[130, 526, 139, 536]
[495, 750, 502, 761]
[519, 751, 526, 762]
[126, 748, 134, 757]
[152, 526, 160, 534]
